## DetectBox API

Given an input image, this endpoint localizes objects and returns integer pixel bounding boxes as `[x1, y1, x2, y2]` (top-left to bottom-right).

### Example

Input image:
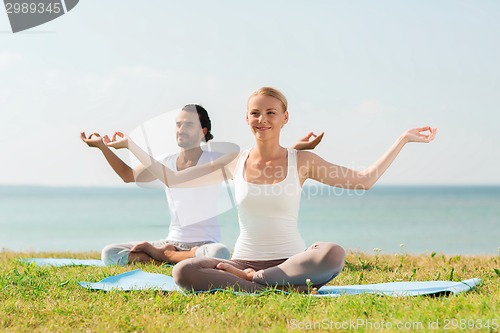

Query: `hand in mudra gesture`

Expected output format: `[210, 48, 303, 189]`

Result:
[403, 126, 437, 143]
[105, 131, 129, 149]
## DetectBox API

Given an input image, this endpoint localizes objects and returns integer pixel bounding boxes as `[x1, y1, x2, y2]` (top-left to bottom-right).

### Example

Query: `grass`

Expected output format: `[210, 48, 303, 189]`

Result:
[1, 251, 498, 332]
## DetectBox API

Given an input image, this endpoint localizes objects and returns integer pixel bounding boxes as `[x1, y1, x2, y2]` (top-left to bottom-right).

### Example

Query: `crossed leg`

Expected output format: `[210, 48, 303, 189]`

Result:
[174, 242, 345, 292]
[173, 257, 266, 292]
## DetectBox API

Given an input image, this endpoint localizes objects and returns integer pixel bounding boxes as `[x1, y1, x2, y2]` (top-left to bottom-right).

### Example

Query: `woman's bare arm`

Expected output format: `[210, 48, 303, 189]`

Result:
[300, 127, 437, 189]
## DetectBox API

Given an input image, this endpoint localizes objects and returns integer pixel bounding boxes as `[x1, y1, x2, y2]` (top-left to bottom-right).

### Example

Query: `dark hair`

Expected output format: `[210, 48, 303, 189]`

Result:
[182, 104, 214, 142]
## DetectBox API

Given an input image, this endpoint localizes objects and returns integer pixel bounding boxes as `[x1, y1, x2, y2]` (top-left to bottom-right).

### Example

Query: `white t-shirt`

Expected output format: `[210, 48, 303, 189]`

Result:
[161, 150, 229, 243]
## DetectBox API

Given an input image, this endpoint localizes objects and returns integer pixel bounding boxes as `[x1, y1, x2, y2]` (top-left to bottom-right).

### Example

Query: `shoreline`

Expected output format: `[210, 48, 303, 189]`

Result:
[2, 250, 498, 258]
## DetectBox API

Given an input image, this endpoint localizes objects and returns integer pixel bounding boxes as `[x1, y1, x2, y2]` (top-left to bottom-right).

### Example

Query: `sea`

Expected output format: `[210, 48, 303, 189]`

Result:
[0, 185, 499, 255]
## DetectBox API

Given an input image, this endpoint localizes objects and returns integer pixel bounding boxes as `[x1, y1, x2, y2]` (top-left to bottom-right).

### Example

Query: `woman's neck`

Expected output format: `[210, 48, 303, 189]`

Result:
[252, 139, 285, 161]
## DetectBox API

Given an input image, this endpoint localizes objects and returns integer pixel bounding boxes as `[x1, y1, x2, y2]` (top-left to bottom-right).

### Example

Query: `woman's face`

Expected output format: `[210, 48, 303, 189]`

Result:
[246, 94, 288, 141]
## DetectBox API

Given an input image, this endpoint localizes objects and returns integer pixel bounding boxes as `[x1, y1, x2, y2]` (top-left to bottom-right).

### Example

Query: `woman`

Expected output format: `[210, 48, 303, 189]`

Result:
[107, 87, 437, 292]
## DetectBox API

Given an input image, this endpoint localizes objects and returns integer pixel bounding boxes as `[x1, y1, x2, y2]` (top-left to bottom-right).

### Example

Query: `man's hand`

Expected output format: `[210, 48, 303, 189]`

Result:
[80, 132, 106, 149]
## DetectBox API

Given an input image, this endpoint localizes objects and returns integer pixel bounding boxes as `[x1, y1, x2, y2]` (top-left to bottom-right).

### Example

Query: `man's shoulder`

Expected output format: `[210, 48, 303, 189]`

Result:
[157, 152, 179, 168]
[201, 150, 224, 159]
[198, 150, 226, 165]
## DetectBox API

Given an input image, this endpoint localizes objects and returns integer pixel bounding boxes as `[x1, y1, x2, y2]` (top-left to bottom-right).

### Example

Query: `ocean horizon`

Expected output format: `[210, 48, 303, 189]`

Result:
[1, 184, 499, 255]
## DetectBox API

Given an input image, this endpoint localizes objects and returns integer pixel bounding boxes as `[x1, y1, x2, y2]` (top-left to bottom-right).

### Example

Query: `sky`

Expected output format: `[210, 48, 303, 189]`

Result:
[1, 0, 499, 187]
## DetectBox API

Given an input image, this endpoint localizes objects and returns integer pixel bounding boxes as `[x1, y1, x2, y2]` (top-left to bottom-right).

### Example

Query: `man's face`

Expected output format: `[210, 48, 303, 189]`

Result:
[175, 110, 204, 148]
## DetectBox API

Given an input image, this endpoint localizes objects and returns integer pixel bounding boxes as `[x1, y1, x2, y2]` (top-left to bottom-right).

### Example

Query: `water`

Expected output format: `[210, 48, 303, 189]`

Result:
[0, 185, 499, 255]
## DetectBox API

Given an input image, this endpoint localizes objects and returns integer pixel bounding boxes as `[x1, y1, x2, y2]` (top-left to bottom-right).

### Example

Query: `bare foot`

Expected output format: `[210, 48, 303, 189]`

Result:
[216, 262, 256, 281]
[161, 246, 200, 263]
[131, 242, 176, 262]
[162, 245, 194, 262]
[130, 241, 152, 253]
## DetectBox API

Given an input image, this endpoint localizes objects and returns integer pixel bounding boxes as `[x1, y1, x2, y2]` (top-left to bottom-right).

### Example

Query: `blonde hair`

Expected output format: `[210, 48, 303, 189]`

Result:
[248, 87, 288, 112]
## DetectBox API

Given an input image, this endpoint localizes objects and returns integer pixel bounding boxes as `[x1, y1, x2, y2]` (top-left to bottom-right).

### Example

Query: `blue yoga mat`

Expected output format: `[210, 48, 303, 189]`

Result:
[78, 269, 480, 296]
[79, 269, 181, 291]
[20, 258, 106, 267]
[316, 279, 481, 297]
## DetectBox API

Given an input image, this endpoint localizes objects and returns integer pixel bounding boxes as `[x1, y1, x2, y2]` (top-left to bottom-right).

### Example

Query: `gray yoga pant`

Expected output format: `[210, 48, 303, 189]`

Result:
[173, 242, 345, 292]
[101, 239, 230, 266]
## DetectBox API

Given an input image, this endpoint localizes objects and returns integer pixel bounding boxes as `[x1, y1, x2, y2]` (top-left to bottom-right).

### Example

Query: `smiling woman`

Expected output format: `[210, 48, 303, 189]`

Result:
[247, 90, 289, 145]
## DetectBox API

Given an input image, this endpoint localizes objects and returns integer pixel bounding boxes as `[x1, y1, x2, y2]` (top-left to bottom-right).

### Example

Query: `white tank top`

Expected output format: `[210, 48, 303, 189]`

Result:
[232, 148, 307, 260]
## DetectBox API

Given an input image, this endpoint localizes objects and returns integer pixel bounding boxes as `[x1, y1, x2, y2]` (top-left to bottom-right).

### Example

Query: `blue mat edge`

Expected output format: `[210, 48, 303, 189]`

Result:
[78, 269, 481, 296]
[78, 269, 182, 292]
[316, 278, 481, 297]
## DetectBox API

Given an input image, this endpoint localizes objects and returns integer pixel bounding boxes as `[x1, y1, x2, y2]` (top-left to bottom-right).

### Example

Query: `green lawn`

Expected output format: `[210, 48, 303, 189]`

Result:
[1, 251, 498, 332]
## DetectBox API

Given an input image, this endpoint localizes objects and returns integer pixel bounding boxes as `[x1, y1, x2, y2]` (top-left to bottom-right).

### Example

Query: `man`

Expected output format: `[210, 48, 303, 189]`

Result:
[81, 105, 232, 265]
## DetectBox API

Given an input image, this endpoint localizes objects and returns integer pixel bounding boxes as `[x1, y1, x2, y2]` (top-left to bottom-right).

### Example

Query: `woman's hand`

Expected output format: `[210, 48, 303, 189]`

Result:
[292, 132, 325, 150]
[105, 131, 129, 149]
[402, 126, 437, 143]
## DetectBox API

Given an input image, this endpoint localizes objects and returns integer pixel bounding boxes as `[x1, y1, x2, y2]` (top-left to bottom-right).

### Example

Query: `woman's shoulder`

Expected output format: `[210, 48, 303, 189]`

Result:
[295, 151, 322, 171]
[296, 149, 320, 161]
